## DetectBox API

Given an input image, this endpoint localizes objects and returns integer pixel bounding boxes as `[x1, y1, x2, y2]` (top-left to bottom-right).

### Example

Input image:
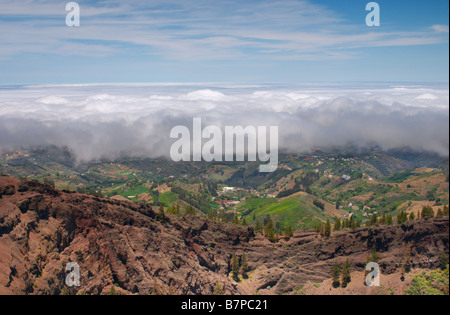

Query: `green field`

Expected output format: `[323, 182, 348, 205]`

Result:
[159, 191, 179, 207]
[239, 196, 331, 229]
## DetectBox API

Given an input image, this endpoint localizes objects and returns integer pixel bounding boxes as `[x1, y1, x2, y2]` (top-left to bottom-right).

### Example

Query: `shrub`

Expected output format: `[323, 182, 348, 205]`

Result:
[213, 282, 224, 295]
[313, 199, 325, 211]
[405, 268, 449, 295]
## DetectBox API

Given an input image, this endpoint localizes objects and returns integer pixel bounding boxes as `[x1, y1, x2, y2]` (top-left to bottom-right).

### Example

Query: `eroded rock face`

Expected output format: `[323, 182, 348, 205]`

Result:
[247, 218, 449, 295]
[0, 176, 448, 295]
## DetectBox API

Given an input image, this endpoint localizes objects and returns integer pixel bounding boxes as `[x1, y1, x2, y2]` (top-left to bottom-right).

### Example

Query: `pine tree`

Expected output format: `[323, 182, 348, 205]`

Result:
[158, 204, 167, 222]
[397, 211, 408, 224]
[255, 221, 263, 234]
[185, 205, 196, 216]
[349, 216, 355, 230]
[342, 218, 348, 230]
[368, 248, 379, 264]
[168, 204, 181, 216]
[265, 219, 277, 242]
[440, 253, 448, 271]
[334, 218, 341, 232]
[231, 253, 240, 282]
[365, 248, 379, 281]
[437, 208, 444, 217]
[409, 212, 416, 221]
[401, 243, 412, 280]
[332, 265, 341, 288]
[267, 228, 277, 243]
[241, 253, 249, 279]
[232, 215, 240, 225]
[324, 220, 331, 237]
[381, 214, 386, 225]
[275, 221, 282, 233]
[341, 259, 351, 288]
[315, 223, 323, 234]
[386, 214, 393, 225]
[264, 219, 274, 236]
[443, 205, 449, 216]
[421, 206, 435, 219]
[368, 214, 378, 227]
[285, 225, 294, 239]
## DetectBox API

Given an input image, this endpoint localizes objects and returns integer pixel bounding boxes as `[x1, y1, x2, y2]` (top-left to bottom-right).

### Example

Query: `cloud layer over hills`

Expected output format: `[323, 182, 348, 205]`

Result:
[0, 83, 448, 163]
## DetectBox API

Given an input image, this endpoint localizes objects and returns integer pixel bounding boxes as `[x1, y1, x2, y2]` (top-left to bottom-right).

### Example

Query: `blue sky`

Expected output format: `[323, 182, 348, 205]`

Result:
[0, 0, 448, 84]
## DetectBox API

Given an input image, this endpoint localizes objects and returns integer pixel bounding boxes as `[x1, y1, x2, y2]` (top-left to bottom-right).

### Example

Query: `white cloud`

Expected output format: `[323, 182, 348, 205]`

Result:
[0, 83, 448, 163]
[432, 25, 450, 33]
[36, 96, 69, 105]
[416, 93, 439, 100]
[180, 90, 228, 101]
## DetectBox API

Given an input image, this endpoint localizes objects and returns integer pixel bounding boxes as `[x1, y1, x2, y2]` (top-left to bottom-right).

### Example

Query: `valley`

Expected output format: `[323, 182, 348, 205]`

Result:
[1, 147, 448, 233]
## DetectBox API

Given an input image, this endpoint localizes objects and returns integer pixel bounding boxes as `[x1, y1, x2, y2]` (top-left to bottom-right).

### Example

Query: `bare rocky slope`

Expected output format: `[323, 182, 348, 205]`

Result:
[1, 175, 448, 295]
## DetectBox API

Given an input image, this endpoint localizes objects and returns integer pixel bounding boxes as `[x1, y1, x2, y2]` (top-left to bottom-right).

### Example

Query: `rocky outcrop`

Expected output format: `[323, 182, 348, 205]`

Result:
[246, 218, 449, 294]
[0, 176, 448, 295]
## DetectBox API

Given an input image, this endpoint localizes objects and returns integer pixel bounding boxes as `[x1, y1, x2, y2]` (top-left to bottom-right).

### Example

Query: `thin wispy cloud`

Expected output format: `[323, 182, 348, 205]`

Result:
[432, 24, 450, 33]
[0, 0, 447, 61]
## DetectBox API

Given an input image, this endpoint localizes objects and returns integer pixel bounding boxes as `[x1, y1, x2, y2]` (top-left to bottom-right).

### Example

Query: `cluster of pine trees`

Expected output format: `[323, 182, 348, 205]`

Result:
[316, 216, 362, 238]
[366, 205, 449, 228]
[315, 204, 449, 238]
[205, 212, 249, 226]
[333, 216, 361, 231]
[231, 253, 250, 282]
[160, 204, 196, 218]
[421, 205, 449, 218]
[159, 196, 448, 247]
[332, 259, 352, 288]
[317, 220, 332, 237]
[254, 217, 294, 242]
[164, 203, 252, 228]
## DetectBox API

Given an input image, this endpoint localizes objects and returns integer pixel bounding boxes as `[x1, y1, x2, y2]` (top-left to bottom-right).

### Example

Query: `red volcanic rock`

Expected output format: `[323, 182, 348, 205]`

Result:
[0, 176, 448, 295]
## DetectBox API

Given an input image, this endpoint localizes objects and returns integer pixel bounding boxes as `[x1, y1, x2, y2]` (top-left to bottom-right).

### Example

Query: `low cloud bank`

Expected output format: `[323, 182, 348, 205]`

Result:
[0, 83, 448, 163]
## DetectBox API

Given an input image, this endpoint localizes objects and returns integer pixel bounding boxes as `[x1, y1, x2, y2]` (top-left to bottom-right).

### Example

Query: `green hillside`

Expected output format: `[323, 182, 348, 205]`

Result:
[238, 195, 331, 229]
